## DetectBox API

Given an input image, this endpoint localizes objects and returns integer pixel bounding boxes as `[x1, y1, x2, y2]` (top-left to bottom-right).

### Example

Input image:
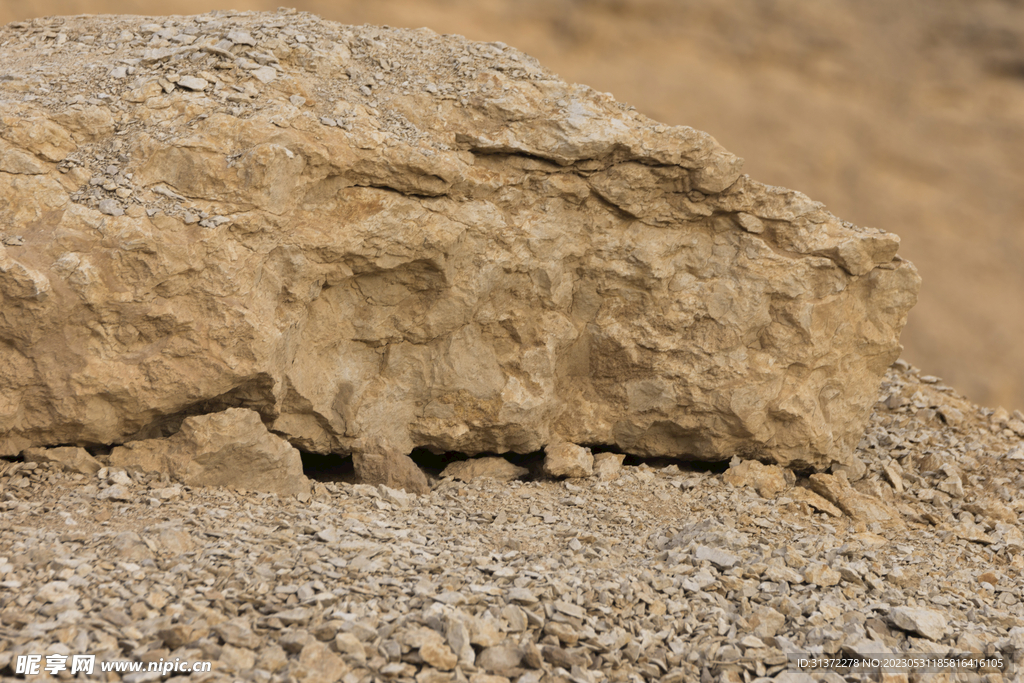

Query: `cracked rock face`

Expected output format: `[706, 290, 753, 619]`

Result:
[0, 10, 919, 471]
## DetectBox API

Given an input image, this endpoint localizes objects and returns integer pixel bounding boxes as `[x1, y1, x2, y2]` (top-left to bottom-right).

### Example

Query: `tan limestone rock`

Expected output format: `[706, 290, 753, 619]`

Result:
[964, 500, 1018, 525]
[808, 472, 904, 527]
[592, 452, 625, 481]
[111, 531, 154, 562]
[353, 451, 431, 495]
[152, 527, 195, 556]
[543, 443, 594, 478]
[723, 459, 791, 498]
[787, 487, 843, 518]
[748, 606, 786, 639]
[802, 563, 841, 587]
[0, 12, 919, 475]
[22, 446, 102, 475]
[292, 641, 348, 683]
[889, 607, 948, 641]
[108, 408, 310, 497]
[440, 457, 529, 482]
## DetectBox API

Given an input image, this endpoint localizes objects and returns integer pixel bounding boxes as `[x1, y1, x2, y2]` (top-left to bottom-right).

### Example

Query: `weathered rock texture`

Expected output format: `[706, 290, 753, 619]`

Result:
[108, 408, 310, 496]
[0, 10, 919, 472]
[439, 457, 530, 482]
[23, 446, 103, 475]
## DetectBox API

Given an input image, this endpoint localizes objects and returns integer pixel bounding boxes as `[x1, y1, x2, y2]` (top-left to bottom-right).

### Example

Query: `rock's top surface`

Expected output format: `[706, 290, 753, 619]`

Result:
[0, 10, 918, 470]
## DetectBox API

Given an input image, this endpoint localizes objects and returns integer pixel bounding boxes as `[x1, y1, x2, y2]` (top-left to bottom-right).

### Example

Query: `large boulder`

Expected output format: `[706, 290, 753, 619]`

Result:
[0, 10, 919, 472]
[108, 408, 310, 496]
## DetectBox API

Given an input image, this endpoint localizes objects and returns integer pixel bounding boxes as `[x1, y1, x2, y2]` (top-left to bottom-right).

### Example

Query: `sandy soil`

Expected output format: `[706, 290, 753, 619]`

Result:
[3, 0, 1023, 411]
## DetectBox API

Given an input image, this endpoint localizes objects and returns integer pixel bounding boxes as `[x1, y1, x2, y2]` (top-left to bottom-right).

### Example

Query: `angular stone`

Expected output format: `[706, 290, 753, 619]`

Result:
[543, 621, 579, 646]
[226, 30, 256, 46]
[723, 459, 790, 498]
[695, 545, 741, 569]
[152, 527, 195, 556]
[506, 587, 539, 606]
[803, 563, 841, 587]
[353, 451, 430, 495]
[788, 486, 843, 517]
[592, 452, 625, 481]
[808, 473, 904, 526]
[553, 599, 586, 619]
[258, 644, 289, 673]
[889, 607, 947, 641]
[764, 563, 804, 585]
[214, 619, 261, 649]
[22, 446, 102, 475]
[219, 644, 256, 672]
[542, 443, 593, 478]
[440, 457, 529, 482]
[445, 618, 475, 666]
[467, 675, 510, 683]
[273, 607, 312, 626]
[542, 646, 590, 669]
[379, 484, 417, 507]
[251, 65, 277, 83]
[964, 500, 1018, 525]
[157, 624, 201, 650]
[748, 606, 785, 639]
[97, 198, 123, 216]
[111, 531, 154, 561]
[421, 640, 458, 670]
[97, 484, 132, 501]
[292, 641, 348, 683]
[108, 408, 310, 497]
[469, 614, 503, 647]
[476, 646, 522, 672]
[177, 75, 209, 91]
[0, 12, 918, 477]
[500, 604, 527, 632]
[35, 580, 77, 604]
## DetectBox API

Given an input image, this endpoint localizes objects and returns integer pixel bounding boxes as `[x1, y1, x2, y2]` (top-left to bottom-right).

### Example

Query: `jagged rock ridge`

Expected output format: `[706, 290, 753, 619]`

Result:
[0, 10, 919, 480]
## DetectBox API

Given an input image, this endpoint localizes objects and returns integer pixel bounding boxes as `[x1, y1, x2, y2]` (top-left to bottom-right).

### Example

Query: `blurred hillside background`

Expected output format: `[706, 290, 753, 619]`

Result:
[3, 0, 1023, 411]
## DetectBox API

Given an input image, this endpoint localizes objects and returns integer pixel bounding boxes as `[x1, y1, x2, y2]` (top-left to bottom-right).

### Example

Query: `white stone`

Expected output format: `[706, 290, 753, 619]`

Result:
[889, 606, 947, 641]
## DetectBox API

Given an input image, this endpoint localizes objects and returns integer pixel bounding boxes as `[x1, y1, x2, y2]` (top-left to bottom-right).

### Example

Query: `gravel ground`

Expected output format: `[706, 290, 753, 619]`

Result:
[2, 361, 1024, 683]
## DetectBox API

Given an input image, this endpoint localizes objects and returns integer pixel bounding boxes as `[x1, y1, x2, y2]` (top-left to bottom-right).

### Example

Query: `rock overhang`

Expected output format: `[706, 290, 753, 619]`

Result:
[0, 10, 920, 475]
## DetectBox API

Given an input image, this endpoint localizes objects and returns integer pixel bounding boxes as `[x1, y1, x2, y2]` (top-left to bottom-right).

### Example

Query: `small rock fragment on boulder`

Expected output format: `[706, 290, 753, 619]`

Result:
[440, 457, 528, 482]
[22, 446, 102, 475]
[97, 198, 123, 216]
[543, 443, 593, 478]
[108, 408, 310, 497]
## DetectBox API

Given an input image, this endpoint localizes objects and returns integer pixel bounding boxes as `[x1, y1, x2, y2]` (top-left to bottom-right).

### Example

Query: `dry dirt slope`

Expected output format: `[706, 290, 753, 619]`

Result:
[2, 0, 1024, 411]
